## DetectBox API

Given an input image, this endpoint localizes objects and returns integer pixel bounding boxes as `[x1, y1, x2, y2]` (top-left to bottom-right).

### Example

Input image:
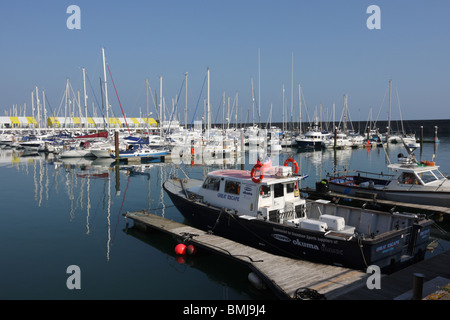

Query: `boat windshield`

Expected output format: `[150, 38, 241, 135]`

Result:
[202, 176, 221, 191]
[417, 171, 438, 184]
[432, 169, 446, 180]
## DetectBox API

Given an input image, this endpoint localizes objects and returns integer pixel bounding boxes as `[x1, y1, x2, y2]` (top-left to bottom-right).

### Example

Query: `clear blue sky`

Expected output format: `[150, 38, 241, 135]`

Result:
[1, 0, 449, 124]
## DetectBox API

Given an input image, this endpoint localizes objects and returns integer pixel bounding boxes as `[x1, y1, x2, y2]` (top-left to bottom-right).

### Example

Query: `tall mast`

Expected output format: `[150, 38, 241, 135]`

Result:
[31, 91, 35, 131]
[343, 94, 348, 134]
[146, 78, 150, 132]
[101, 47, 109, 132]
[82, 68, 88, 132]
[251, 78, 255, 126]
[42, 90, 46, 132]
[388, 78, 392, 140]
[291, 52, 294, 131]
[207, 67, 211, 134]
[35, 86, 40, 133]
[159, 76, 163, 137]
[258, 48, 261, 127]
[298, 83, 302, 133]
[282, 84, 285, 131]
[185, 72, 188, 129]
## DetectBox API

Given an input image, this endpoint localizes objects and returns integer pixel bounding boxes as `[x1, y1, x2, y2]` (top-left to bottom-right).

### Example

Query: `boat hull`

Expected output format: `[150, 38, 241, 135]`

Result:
[163, 179, 431, 272]
[327, 177, 450, 207]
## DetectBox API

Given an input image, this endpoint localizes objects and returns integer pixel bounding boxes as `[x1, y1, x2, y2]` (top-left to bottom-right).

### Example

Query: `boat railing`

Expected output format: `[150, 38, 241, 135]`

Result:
[327, 170, 394, 179]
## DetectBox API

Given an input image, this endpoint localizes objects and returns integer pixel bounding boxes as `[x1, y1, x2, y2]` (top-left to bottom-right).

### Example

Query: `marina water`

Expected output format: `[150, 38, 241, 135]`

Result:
[0, 137, 449, 300]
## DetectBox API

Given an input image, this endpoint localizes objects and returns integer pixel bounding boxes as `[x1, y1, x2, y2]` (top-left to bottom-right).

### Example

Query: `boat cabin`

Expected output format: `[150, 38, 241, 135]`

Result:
[194, 166, 307, 223]
[389, 162, 448, 187]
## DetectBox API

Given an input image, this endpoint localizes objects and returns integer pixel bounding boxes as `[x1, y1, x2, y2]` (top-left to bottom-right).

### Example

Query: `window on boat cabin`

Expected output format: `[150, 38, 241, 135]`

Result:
[225, 180, 240, 195]
[417, 171, 437, 184]
[273, 183, 284, 198]
[286, 183, 294, 194]
[432, 170, 446, 180]
[399, 172, 419, 185]
[259, 185, 271, 198]
[202, 176, 221, 191]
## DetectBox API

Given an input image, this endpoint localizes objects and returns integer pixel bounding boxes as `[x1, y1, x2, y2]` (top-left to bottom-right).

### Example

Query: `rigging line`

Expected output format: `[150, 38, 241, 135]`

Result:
[183, 73, 207, 144]
[107, 63, 131, 135]
[165, 77, 186, 135]
[85, 73, 107, 126]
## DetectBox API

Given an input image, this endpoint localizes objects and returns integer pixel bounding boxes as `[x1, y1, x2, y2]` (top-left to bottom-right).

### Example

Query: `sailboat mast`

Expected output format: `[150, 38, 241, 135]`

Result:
[159, 76, 163, 137]
[258, 48, 261, 127]
[291, 52, 294, 131]
[207, 67, 211, 134]
[185, 72, 188, 129]
[82, 68, 88, 132]
[35, 86, 40, 133]
[101, 48, 109, 132]
[388, 78, 392, 140]
[298, 83, 302, 133]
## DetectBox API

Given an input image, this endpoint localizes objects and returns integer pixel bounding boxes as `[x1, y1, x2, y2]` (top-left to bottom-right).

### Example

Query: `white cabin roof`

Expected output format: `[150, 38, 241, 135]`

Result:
[207, 167, 304, 185]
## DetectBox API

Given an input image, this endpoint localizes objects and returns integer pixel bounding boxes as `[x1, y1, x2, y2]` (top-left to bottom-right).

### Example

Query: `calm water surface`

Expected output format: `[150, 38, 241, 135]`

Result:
[0, 137, 449, 300]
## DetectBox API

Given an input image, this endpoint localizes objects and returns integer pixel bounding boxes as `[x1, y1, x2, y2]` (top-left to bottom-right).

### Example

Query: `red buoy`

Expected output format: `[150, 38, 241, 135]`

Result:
[175, 256, 186, 264]
[186, 244, 197, 255]
[175, 243, 187, 255]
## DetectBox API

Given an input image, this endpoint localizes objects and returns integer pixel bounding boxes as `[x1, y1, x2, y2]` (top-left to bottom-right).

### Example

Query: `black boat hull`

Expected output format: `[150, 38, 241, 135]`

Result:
[163, 180, 432, 272]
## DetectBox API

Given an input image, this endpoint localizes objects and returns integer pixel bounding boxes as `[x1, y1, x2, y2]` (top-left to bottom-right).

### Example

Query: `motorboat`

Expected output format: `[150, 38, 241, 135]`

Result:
[112, 145, 168, 159]
[321, 142, 450, 207]
[163, 158, 433, 272]
[295, 125, 330, 150]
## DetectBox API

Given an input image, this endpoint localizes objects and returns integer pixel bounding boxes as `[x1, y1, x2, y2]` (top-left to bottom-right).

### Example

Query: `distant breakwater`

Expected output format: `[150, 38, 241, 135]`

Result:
[263, 119, 449, 138]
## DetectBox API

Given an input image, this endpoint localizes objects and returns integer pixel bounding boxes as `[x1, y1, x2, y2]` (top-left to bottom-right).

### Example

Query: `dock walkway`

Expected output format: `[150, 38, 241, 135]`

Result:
[336, 250, 450, 300]
[124, 211, 368, 300]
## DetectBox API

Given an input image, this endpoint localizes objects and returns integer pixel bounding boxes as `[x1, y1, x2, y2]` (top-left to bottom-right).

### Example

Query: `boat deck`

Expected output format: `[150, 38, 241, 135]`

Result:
[301, 188, 450, 216]
[124, 211, 368, 300]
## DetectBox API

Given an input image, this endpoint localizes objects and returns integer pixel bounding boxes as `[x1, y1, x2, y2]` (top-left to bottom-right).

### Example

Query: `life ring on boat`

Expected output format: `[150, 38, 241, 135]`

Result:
[283, 158, 299, 174]
[251, 162, 264, 183]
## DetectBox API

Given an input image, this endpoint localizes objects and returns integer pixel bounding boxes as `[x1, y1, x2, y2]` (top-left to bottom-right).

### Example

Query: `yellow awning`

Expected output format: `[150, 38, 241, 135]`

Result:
[10, 116, 20, 125]
[144, 118, 157, 126]
[73, 117, 81, 124]
[87, 117, 95, 124]
[48, 117, 61, 127]
[26, 117, 36, 126]
[130, 118, 140, 124]
[109, 117, 121, 124]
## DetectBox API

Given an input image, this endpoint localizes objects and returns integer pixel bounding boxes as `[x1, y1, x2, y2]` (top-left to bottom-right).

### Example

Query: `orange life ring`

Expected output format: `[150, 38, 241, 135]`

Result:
[251, 163, 264, 183]
[284, 158, 299, 174]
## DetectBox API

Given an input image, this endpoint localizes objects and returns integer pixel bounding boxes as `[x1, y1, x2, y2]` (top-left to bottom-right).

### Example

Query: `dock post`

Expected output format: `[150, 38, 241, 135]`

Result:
[412, 273, 424, 300]
[115, 130, 119, 161]
[334, 127, 337, 150]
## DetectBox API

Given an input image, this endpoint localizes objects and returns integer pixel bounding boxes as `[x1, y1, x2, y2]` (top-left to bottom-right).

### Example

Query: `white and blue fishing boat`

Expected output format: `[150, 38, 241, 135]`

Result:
[112, 145, 168, 160]
[295, 124, 330, 150]
[322, 142, 450, 207]
[163, 159, 433, 272]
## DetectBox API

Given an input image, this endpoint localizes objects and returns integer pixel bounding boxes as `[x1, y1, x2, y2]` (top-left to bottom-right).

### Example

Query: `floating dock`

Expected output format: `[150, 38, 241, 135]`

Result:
[124, 211, 368, 300]
[336, 250, 450, 300]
